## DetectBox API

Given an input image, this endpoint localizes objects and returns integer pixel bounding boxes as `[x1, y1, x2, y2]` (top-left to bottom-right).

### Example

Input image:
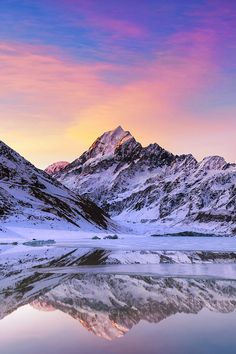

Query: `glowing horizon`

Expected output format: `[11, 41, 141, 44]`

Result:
[0, 0, 235, 168]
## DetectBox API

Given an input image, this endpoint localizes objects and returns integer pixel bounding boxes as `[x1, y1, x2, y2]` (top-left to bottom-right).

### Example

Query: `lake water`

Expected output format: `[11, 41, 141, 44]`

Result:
[0, 265, 236, 354]
[35, 263, 236, 279]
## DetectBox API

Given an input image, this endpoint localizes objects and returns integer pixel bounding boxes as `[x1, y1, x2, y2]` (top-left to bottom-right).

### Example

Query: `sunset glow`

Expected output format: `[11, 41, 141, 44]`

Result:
[0, 0, 235, 167]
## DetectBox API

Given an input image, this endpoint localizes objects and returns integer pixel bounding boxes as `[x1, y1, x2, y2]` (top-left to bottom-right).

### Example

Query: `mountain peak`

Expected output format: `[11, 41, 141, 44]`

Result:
[87, 126, 134, 160]
[199, 155, 227, 170]
[113, 125, 125, 134]
[104, 125, 129, 141]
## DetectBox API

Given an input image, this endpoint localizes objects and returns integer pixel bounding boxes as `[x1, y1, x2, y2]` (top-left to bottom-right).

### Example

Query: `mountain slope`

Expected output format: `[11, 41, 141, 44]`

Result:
[48, 126, 236, 234]
[0, 140, 110, 230]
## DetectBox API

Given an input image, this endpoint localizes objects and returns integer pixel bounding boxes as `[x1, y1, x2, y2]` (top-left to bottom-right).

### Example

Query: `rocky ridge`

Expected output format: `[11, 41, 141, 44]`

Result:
[47, 126, 236, 234]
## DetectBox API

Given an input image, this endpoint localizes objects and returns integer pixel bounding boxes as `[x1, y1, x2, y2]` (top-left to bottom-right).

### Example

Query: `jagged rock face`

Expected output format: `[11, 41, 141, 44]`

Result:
[45, 161, 69, 176]
[48, 126, 236, 234]
[0, 140, 109, 229]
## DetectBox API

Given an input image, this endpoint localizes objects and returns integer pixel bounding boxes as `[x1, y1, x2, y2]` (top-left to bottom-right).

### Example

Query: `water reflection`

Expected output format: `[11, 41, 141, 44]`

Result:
[1, 267, 236, 341]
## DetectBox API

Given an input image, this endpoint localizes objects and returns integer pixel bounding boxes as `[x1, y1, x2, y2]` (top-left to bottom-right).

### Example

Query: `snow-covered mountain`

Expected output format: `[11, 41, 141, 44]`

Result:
[0, 140, 110, 230]
[45, 161, 69, 176]
[47, 126, 236, 234]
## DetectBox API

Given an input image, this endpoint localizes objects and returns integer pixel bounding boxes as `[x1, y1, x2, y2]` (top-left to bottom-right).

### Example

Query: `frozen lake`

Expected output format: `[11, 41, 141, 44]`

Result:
[53, 235, 236, 252]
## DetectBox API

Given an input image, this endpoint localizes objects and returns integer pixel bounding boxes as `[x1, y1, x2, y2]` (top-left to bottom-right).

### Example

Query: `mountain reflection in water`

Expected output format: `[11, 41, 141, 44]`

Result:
[1, 267, 236, 341]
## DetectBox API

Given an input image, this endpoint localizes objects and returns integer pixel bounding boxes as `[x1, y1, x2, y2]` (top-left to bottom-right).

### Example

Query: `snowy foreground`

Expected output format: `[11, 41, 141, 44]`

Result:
[1, 226, 236, 279]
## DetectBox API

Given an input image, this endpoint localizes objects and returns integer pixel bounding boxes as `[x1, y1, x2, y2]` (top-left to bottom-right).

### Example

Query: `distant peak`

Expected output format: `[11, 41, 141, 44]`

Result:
[45, 161, 69, 175]
[199, 155, 226, 170]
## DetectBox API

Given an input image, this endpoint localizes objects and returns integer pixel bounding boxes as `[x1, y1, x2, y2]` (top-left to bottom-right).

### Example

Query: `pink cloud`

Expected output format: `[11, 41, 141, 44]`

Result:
[69, 27, 235, 162]
[0, 41, 115, 116]
[1, 24, 235, 168]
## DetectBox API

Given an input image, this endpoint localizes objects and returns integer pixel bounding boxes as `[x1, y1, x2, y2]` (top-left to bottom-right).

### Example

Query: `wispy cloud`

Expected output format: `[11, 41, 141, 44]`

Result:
[0, 1, 236, 166]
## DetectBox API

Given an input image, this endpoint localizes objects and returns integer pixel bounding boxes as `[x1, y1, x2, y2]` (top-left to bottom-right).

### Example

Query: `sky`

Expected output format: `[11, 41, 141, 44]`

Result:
[0, 0, 236, 168]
